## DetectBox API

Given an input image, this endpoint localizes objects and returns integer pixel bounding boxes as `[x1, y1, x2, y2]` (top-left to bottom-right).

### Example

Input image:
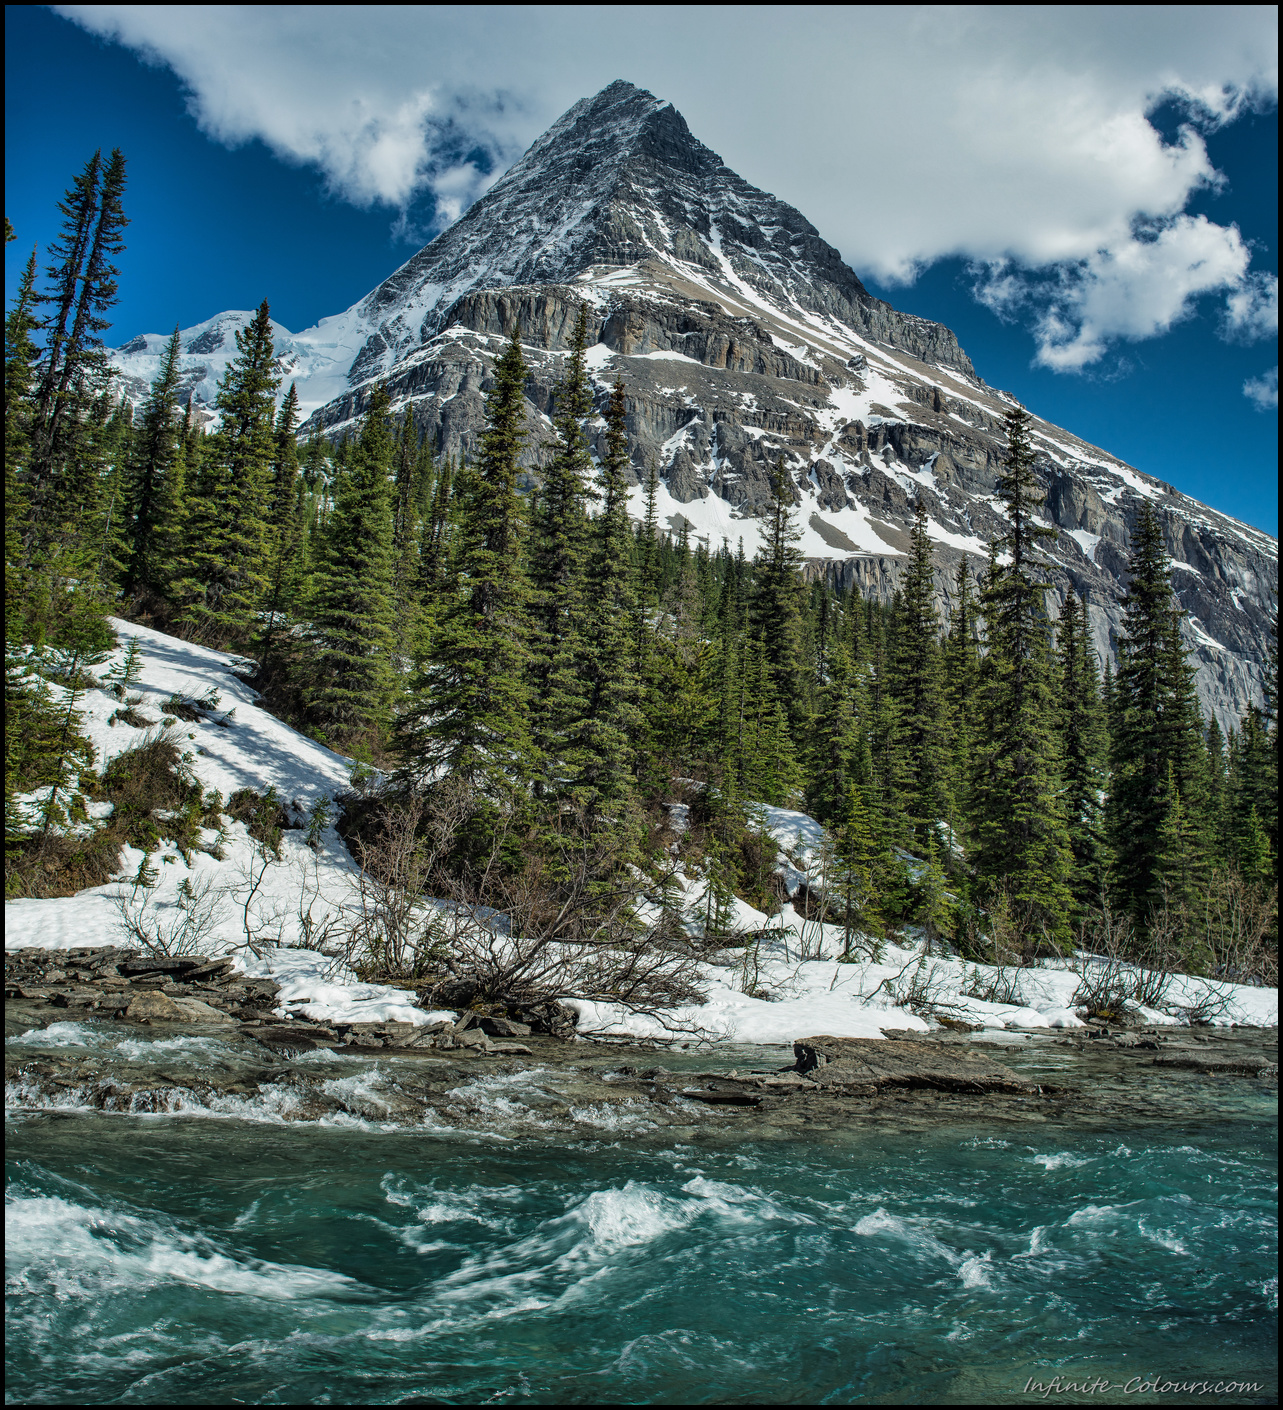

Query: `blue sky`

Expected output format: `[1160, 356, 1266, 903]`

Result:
[5, 5, 1277, 535]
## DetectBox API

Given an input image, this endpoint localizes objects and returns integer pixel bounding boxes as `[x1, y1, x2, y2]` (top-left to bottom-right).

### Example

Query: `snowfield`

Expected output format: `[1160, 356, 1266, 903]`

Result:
[6, 622, 1277, 1041]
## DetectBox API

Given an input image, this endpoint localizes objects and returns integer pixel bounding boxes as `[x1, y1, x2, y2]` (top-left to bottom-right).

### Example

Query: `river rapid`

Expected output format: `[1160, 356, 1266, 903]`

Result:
[5, 1028, 1277, 1405]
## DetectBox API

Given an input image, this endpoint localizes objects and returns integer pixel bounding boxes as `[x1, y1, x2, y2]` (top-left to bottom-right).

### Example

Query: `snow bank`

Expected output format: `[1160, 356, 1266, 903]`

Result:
[5, 620, 1277, 1041]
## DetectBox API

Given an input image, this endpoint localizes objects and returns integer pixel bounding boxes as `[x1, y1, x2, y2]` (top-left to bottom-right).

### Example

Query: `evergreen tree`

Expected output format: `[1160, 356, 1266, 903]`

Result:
[807, 637, 861, 826]
[574, 377, 643, 820]
[29, 150, 128, 518]
[403, 331, 534, 796]
[892, 499, 949, 846]
[259, 383, 305, 667]
[122, 325, 182, 599]
[6, 246, 42, 636]
[13, 151, 127, 649]
[968, 406, 1074, 941]
[942, 554, 979, 843]
[305, 384, 397, 743]
[527, 305, 595, 801]
[389, 409, 422, 658]
[1056, 588, 1106, 914]
[176, 301, 279, 640]
[1107, 502, 1211, 922]
[751, 458, 806, 733]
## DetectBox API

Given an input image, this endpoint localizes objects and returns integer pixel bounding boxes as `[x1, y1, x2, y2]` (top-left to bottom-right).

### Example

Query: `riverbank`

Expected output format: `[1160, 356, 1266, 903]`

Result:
[7, 983, 1276, 1140]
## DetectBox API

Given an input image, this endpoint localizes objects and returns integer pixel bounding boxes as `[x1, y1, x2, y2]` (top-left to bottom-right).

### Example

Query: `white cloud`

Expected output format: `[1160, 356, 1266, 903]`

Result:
[1027, 215, 1253, 370]
[1243, 366, 1278, 410]
[1224, 272, 1279, 340]
[56, 5, 1277, 369]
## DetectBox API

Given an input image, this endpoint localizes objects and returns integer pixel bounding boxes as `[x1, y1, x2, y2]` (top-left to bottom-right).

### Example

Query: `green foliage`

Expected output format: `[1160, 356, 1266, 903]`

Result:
[1057, 587, 1106, 916]
[123, 325, 183, 599]
[966, 407, 1074, 942]
[174, 300, 280, 640]
[402, 330, 534, 798]
[892, 499, 950, 846]
[527, 304, 595, 800]
[305, 383, 397, 743]
[1107, 502, 1212, 926]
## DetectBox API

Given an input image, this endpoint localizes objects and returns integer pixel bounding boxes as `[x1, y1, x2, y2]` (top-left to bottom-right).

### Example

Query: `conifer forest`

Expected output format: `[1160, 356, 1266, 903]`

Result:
[6, 151, 1279, 998]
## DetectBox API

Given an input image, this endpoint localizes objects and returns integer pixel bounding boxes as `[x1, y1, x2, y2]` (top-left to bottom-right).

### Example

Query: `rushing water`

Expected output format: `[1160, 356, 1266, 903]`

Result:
[6, 1060, 1277, 1408]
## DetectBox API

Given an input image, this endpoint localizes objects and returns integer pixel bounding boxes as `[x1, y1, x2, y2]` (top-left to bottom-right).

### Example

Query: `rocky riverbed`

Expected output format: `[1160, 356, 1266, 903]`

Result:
[6, 947, 1277, 1139]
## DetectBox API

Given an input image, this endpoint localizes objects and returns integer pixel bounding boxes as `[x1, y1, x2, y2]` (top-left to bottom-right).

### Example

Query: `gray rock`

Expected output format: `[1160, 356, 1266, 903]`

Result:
[793, 1036, 1036, 1095]
[124, 991, 190, 1022]
[479, 1016, 532, 1038]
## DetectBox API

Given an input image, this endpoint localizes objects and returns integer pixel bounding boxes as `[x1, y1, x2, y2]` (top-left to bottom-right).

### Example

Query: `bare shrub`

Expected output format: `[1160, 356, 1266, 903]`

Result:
[1199, 872, 1277, 987]
[1071, 900, 1139, 1021]
[890, 954, 971, 1021]
[1129, 895, 1180, 1010]
[963, 962, 1025, 1006]
[1177, 979, 1239, 1026]
[113, 874, 226, 956]
[860, 946, 971, 1023]
[344, 783, 474, 982]
[5, 827, 122, 899]
[343, 782, 709, 1028]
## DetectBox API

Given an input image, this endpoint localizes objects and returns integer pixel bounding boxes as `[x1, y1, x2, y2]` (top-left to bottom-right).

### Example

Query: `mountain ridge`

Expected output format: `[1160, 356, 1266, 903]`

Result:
[106, 80, 1277, 731]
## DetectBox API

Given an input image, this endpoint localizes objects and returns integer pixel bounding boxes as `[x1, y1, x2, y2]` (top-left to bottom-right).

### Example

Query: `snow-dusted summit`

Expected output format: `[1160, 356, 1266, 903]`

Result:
[107, 81, 1277, 728]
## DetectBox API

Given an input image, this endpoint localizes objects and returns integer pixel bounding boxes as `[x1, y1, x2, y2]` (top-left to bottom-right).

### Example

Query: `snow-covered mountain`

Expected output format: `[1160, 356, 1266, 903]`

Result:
[107, 80, 1277, 729]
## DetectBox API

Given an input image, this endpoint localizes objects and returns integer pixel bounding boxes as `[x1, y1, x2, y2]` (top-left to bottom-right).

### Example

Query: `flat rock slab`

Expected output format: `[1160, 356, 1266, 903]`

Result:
[795, 1036, 1037, 1095]
[1153, 1054, 1278, 1076]
[125, 991, 236, 1024]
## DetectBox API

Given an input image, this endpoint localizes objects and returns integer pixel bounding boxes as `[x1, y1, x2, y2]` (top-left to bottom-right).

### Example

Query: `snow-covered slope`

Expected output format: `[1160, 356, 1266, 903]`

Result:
[6, 621, 1276, 1040]
[106, 80, 1277, 727]
[109, 309, 369, 426]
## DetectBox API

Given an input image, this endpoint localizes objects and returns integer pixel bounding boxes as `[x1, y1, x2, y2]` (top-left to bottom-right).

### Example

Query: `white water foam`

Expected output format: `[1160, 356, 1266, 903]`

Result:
[1028, 1151, 1094, 1171]
[7, 1021, 107, 1048]
[5, 1191, 365, 1304]
[853, 1206, 997, 1289]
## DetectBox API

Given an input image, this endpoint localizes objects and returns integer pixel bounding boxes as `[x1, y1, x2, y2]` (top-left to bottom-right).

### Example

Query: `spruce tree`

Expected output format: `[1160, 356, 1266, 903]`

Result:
[1108, 502, 1211, 923]
[403, 330, 534, 796]
[14, 151, 127, 649]
[389, 409, 422, 658]
[29, 151, 128, 512]
[751, 458, 806, 734]
[942, 554, 979, 844]
[305, 384, 397, 744]
[259, 383, 305, 668]
[1056, 588, 1106, 914]
[574, 377, 643, 821]
[122, 326, 182, 600]
[892, 499, 950, 848]
[6, 247, 42, 636]
[176, 301, 279, 640]
[968, 406, 1074, 941]
[527, 305, 594, 802]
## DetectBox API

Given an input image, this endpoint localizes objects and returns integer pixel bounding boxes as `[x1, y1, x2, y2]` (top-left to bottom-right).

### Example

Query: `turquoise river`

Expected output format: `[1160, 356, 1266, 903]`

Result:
[5, 1042, 1278, 1405]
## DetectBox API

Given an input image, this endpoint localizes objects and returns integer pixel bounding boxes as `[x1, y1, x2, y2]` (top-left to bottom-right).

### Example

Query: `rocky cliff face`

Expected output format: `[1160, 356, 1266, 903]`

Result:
[108, 81, 1276, 731]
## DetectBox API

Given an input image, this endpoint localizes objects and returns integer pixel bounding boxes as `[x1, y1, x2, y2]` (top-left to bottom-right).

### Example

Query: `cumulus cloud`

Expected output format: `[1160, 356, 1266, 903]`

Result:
[57, 5, 1277, 370]
[1224, 272, 1279, 340]
[1013, 215, 1253, 370]
[1243, 366, 1278, 410]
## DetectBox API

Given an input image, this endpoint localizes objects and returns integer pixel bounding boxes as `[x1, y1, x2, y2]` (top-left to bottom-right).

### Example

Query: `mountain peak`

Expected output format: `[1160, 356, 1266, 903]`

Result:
[338, 79, 964, 385]
[501, 79, 721, 187]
